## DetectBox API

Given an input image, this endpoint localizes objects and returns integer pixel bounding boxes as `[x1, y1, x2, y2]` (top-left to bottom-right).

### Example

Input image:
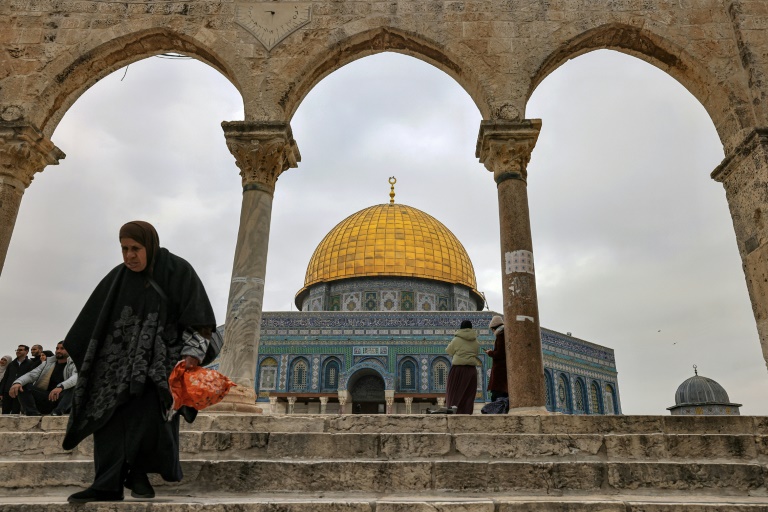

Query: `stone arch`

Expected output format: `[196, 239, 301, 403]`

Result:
[34, 28, 243, 138]
[528, 23, 754, 148]
[279, 27, 491, 121]
[340, 360, 393, 390]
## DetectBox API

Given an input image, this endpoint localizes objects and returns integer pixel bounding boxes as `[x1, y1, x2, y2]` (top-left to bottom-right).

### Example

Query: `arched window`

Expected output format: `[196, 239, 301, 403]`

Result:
[400, 359, 417, 391]
[558, 375, 571, 412]
[259, 357, 278, 391]
[433, 359, 448, 391]
[322, 359, 340, 391]
[544, 371, 554, 411]
[574, 378, 586, 413]
[605, 384, 617, 415]
[590, 382, 603, 414]
[290, 358, 308, 391]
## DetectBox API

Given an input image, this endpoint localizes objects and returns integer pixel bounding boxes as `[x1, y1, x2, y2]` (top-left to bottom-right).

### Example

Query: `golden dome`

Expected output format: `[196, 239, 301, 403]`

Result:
[300, 203, 478, 292]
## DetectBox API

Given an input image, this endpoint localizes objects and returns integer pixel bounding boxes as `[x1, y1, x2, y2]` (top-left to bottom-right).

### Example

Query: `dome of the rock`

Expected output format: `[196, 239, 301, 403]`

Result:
[295, 202, 481, 309]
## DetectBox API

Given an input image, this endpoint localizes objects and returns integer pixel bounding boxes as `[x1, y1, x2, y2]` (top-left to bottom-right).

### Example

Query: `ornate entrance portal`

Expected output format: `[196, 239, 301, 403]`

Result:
[349, 370, 386, 414]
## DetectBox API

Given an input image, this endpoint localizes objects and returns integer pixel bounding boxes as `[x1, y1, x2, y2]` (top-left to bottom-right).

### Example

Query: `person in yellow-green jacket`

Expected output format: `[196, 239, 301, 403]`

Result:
[445, 320, 481, 414]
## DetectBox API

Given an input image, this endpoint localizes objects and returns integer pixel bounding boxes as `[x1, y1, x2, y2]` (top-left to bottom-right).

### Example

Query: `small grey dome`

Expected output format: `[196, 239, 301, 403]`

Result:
[674, 375, 730, 406]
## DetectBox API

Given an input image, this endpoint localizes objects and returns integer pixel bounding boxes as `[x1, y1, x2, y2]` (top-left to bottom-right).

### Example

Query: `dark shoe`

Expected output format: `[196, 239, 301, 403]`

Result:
[125, 471, 155, 499]
[67, 488, 124, 503]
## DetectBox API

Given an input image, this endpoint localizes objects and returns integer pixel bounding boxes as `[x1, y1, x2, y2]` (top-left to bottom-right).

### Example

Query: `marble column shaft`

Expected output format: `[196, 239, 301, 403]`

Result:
[477, 119, 547, 412]
[218, 121, 300, 398]
[0, 123, 65, 275]
[712, 128, 768, 370]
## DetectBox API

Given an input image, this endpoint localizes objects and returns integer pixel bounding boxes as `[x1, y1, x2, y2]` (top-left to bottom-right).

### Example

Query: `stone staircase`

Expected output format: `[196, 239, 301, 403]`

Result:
[0, 413, 767, 510]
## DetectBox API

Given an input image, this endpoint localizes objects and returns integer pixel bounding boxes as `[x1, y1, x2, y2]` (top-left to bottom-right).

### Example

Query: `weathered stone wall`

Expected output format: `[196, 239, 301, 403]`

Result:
[0, 1, 761, 145]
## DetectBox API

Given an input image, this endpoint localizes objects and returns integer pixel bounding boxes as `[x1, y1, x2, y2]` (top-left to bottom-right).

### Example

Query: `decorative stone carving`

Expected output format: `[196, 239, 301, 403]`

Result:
[269, 396, 278, 414]
[222, 121, 300, 193]
[476, 120, 541, 184]
[0, 123, 65, 189]
[404, 397, 413, 414]
[235, 2, 312, 51]
[436, 397, 445, 408]
[338, 393, 347, 415]
[319, 396, 328, 414]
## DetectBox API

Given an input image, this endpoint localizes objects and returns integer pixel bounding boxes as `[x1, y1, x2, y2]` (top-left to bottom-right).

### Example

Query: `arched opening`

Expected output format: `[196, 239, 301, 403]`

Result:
[399, 358, 418, 392]
[348, 368, 386, 414]
[526, 49, 767, 415]
[322, 357, 341, 391]
[1, 56, 244, 352]
[258, 357, 278, 392]
[289, 357, 310, 392]
[591, 381, 604, 415]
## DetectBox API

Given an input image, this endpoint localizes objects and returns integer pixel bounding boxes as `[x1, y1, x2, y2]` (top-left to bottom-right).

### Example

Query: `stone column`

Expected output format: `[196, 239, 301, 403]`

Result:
[404, 397, 413, 414]
[213, 121, 300, 413]
[268, 396, 278, 414]
[712, 128, 768, 370]
[436, 397, 445, 408]
[287, 396, 296, 414]
[319, 396, 328, 414]
[384, 389, 395, 415]
[0, 123, 65, 275]
[338, 391, 348, 415]
[476, 119, 547, 414]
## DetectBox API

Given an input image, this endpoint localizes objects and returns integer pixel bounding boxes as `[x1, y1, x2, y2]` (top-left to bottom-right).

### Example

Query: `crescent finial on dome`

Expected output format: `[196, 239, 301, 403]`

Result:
[389, 176, 396, 204]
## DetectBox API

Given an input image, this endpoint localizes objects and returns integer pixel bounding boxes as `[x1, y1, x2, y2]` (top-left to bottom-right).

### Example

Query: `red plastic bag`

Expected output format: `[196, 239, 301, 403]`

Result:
[169, 361, 236, 411]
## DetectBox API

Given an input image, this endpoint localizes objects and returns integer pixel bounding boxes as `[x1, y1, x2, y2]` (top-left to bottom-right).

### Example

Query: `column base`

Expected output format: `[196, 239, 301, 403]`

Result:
[507, 405, 550, 416]
[205, 385, 263, 414]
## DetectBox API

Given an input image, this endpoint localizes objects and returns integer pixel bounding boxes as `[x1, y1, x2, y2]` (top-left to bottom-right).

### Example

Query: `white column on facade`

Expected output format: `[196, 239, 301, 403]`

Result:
[437, 397, 445, 408]
[268, 396, 278, 414]
[0, 123, 65, 275]
[319, 396, 328, 414]
[287, 396, 297, 414]
[213, 121, 300, 413]
[338, 391, 348, 415]
[404, 397, 413, 414]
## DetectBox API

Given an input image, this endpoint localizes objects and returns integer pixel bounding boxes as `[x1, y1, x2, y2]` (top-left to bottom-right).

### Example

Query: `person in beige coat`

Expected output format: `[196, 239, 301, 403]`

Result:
[445, 320, 481, 414]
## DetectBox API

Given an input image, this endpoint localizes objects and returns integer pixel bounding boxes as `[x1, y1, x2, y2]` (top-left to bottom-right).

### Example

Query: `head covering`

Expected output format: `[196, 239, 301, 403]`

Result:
[0, 355, 11, 380]
[460, 320, 472, 329]
[119, 221, 160, 276]
[43, 350, 54, 357]
[489, 315, 504, 329]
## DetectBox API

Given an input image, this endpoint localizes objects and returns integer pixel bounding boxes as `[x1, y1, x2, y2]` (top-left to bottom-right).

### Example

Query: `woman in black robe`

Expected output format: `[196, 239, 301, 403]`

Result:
[63, 221, 216, 503]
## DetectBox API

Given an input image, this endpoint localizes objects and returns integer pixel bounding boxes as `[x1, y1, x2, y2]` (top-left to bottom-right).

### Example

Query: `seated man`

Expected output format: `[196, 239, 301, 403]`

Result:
[9, 342, 77, 416]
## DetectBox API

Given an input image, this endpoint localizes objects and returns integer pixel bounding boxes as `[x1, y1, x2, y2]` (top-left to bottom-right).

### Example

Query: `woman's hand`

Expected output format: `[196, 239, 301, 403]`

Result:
[183, 355, 200, 370]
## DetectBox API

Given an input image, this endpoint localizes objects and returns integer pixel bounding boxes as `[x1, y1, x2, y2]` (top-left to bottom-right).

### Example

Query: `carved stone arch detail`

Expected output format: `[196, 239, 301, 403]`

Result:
[279, 27, 493, 121]
[339, 360, 394, 391]
[527, 22, 754, 150]
[35, 28, 244, 138]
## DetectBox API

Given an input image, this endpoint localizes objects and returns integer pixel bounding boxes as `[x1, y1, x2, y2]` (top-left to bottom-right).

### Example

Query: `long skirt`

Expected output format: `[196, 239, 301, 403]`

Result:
[91, 384, 182, 492]
[445, 364, 477, 414]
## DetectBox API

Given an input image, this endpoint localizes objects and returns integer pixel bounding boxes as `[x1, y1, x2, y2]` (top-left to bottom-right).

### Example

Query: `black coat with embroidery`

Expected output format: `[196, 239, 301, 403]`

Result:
[62, 248, 215, 450]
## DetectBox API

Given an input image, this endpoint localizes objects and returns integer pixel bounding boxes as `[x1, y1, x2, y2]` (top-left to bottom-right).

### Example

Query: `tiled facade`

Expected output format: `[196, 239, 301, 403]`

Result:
[250, 310, 622, 415]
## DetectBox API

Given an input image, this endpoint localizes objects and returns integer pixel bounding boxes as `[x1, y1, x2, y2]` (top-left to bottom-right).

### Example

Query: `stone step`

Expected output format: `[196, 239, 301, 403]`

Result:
[0, 460, 765, 495]
[1, 431, 766, 462]
[1, 493, 768, 511]
[2, 414, 765, 435]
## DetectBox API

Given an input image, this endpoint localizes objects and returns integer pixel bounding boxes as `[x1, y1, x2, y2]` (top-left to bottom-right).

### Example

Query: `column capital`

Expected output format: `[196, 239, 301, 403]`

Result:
[711, 127, 768, 183]
[476, 119, 541, 184]
[0, 122, 65, 189]
[222, 121, 301, 194]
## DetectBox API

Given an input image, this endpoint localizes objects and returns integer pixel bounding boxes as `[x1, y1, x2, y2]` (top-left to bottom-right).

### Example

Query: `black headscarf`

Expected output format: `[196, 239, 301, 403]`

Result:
[119, 220, 160, 276]
[62, 223, 216, 450]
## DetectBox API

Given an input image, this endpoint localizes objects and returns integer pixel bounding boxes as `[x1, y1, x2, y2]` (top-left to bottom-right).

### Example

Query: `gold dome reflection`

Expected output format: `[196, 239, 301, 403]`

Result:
[301, 203, 478, 291]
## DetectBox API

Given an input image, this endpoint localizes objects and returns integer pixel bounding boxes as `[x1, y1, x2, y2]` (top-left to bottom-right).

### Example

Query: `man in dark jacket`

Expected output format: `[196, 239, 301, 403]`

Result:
[0, 345, 34, 414]
[9, 342, 77, 416]
[28, 344, 44, 369]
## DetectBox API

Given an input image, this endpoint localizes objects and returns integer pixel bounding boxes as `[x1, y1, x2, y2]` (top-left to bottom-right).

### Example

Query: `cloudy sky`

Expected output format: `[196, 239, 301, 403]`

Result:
[1, 49, 765, 415]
